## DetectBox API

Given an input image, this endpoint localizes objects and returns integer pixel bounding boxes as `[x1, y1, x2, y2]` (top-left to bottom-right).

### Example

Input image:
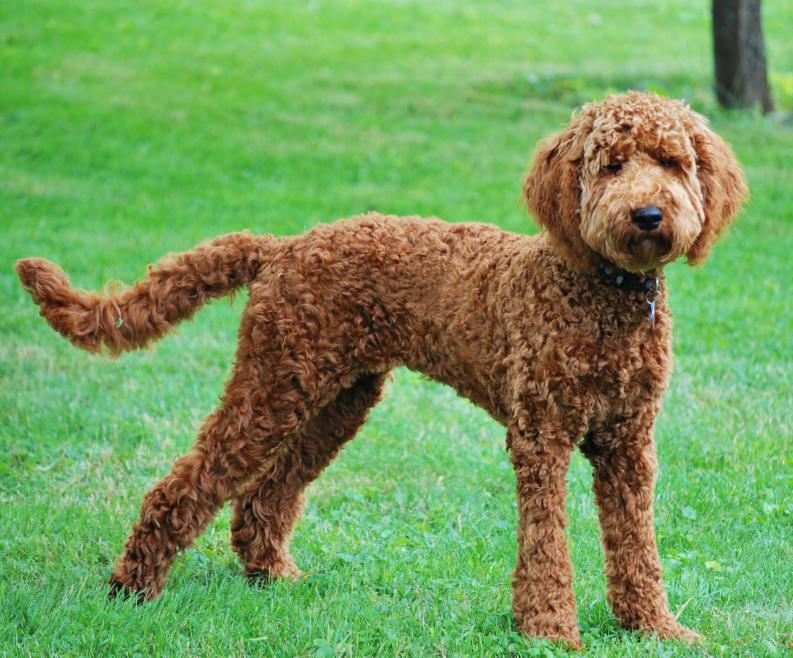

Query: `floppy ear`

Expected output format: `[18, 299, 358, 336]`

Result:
[523, 113, 595, 271]
[685, 114, 748, 264]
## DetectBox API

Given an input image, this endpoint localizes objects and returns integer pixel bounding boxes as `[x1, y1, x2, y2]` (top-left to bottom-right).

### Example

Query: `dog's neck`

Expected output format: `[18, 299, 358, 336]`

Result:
[597, 261, 662, 326]
[529, 236, 665, 326]
[598, 262, 660, 295]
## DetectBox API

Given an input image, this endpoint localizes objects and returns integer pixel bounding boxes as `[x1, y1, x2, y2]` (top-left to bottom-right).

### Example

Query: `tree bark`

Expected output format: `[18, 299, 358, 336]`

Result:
[712, 0, 773, 113]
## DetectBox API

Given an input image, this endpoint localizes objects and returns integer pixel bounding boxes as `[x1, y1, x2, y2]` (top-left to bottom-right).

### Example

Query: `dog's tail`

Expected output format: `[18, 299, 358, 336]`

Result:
[15, 231, 273, 356]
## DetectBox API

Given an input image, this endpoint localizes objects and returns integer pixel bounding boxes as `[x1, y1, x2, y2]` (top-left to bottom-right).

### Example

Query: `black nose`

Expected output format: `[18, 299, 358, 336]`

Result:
[631, 205, 663, 231]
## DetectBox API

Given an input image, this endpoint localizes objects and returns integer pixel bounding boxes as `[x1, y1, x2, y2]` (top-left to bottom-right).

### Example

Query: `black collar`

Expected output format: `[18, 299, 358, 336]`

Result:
[599, 263, 659, 294]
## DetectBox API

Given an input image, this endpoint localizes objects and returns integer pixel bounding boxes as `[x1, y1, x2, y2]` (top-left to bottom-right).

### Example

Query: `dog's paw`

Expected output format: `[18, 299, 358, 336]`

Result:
[107, 562, 163, 604]
[245, 560, 303, 586]
[107, 575, 148, 605]
[516, 618, 582, 651]
[638, 617, 702, 644]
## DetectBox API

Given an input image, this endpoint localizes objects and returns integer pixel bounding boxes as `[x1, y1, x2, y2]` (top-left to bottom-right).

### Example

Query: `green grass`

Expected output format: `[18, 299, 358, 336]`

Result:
[1, 0, 792, 656]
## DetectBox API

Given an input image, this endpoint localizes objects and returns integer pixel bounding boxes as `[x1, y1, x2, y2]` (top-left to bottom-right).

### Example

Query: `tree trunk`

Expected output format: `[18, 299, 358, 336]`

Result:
[712, 0, 773, 113]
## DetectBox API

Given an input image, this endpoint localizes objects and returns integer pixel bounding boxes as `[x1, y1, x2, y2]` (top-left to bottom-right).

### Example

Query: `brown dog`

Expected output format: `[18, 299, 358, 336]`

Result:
[16, 92, 746, 648]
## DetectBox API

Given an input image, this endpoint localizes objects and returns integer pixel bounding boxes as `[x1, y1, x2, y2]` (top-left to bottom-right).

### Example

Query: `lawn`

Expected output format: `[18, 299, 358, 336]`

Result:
[1, 0, 791, 656]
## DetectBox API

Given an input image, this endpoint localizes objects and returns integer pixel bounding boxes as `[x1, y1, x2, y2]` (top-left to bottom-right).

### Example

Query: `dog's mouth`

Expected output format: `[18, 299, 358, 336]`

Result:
[611, 230, 675, 271]
[629, 233, 672, 264]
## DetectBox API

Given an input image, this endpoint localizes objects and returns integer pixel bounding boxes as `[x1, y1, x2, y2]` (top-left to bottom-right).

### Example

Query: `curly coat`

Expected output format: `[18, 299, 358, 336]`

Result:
[16, 92, 746, 649]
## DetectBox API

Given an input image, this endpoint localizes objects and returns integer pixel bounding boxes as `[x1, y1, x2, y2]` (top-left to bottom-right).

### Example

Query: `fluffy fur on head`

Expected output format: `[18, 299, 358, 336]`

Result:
[524, 92, 748, 272]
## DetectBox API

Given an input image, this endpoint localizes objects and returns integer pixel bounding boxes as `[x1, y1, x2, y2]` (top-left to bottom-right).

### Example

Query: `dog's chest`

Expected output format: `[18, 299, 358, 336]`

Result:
[524, 319, 672, 425]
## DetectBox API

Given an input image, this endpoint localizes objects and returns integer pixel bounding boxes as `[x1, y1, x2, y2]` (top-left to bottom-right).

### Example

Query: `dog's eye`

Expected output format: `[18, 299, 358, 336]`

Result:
[605, 162, 623, 173]
[659, 158, 676, 169]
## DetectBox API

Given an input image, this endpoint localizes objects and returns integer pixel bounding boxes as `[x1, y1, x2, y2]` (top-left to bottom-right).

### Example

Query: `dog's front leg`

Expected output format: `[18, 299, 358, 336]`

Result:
[581, 416, 700, 643]
[509, 425, 581, 650]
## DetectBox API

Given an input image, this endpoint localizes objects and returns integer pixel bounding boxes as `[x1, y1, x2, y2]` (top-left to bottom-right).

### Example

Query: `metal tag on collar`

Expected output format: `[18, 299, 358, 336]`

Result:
[645, 277, 659, 326]
[647, 298, 656, 325]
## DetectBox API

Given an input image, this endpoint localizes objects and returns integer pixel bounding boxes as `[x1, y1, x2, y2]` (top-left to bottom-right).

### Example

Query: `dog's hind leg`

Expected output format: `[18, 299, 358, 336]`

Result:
[108, 333, 344, 601]
[230, 373, 387, 582]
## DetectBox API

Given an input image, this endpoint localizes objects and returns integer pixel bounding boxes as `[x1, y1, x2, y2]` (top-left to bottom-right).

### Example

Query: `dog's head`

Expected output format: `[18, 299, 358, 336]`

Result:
[523, 92, 747, 272]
